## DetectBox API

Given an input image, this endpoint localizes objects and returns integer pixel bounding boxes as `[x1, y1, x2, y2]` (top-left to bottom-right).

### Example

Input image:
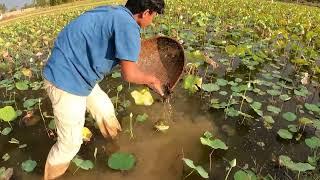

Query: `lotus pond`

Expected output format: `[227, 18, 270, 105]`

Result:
[0, 0, 320, 179]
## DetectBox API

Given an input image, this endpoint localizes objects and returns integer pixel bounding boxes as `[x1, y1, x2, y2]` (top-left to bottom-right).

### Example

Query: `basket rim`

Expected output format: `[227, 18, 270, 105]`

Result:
[140, 36, 186, 92]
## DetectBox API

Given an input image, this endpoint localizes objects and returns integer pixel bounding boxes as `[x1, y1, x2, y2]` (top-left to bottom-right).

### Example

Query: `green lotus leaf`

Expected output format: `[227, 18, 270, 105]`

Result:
[107, 152, 136, 171]
[304, 103, 320, 113]
[267, 105, 281, 114]
[1, 127, 12, 135]
[225, 107, 240, 117]
[200, 137, 228, 150]
[234, 170, 257, 180]
[277, 129, 293, 139]
[182, 158, 208, 178]
[201, 83, 220, 92]
[279, 155, 315, 172]
[288, 125, 298, 133]
[216, 78, 228, 86]
[136, 113, 148, 122]
[72, 157, 94, 170]
[263, 116, 275, 124]
[21, 160, 37, 173]
[305, 137, 320, 149]
[15, 81, 29, 91]
[279, 94, 291, 101]
[183, 75, 202, 93]
[0, 106, 17, 122]
[267, 89, 281, 96]
[282, 112, 297, 121]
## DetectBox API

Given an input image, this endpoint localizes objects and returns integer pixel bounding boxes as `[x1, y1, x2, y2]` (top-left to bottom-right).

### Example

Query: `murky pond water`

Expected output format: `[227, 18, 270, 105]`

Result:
[0, 62, 319, 180]
[0, 77, 216, 180]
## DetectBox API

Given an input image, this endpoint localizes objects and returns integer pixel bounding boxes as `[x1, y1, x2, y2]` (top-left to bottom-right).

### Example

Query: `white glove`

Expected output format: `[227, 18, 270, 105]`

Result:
[86, 85, 121, 139]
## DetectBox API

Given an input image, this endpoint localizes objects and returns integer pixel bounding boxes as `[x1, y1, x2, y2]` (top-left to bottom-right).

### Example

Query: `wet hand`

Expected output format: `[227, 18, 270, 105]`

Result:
[148, 77, 164, 96]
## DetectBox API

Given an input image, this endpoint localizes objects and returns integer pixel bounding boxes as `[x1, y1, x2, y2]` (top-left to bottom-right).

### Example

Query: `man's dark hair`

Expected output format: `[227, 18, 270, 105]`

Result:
[125, 0, 165, 15]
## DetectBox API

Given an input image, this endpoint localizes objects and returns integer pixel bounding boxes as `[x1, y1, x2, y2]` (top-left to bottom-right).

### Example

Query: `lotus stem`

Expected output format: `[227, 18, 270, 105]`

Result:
[184, 169, 194, 180]
[129, 113, 134, 139]
[240, 70, 251, 112]
[115, 92, 119, 110]
[224, 167, 233, 180]
[39, 98, 50, 138]
[8, 122, 12, 129]
[13, 92, 18, 110]
[209, 149, 214, 171]
[224, 94, 233, 120]
[73, 166, 80, 175]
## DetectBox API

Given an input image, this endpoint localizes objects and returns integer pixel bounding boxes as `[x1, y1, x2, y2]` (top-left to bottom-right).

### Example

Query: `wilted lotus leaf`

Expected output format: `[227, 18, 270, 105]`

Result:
[82, 127, 93, 142]
[130, 88, 154, 106]
[183, 74, 202, 93]
[21, 68, 32, 78]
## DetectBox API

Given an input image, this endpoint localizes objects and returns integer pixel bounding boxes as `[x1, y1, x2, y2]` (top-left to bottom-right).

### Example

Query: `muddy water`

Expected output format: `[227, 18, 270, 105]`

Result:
[0, 70, 319, 180]
[0, 79, 217, 180]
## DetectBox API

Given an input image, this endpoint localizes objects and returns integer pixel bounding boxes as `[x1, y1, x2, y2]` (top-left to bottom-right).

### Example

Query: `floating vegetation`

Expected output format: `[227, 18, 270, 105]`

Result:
[0, 0, 320, 179]
[21, 160, 37, 173]
[107, 152, 136, 171]
[72, 156, 94, 172]
[130, 88, 154, 106]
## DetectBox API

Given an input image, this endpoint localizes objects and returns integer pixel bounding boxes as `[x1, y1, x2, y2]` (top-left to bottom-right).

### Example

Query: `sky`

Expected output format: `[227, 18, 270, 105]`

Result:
[0, 0, 34, 11]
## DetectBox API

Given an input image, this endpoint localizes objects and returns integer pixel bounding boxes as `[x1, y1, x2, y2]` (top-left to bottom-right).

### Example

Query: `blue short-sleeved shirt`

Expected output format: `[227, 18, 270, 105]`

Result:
[43, 5, 141, 96]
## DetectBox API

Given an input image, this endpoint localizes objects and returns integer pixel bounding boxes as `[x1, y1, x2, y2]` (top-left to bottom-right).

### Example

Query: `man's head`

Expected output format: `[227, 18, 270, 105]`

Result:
[125, 0, 165, 28]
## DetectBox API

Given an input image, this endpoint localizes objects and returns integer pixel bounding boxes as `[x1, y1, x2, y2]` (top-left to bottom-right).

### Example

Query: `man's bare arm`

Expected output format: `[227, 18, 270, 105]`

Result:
[120, 60, 164, 96]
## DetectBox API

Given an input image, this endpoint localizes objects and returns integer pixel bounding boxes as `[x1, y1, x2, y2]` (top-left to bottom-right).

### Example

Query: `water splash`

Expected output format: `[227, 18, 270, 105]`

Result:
[162, 84, 173, 122]
[163, 97, 173, 122]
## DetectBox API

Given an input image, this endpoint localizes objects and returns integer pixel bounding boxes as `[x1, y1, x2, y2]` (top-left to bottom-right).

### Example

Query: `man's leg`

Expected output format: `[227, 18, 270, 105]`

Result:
[86, 84, 121, 138]
[44, 80, 86, 180]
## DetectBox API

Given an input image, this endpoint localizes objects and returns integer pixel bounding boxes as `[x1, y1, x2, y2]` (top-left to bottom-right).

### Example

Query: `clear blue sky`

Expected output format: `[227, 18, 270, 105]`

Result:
[0, 0, 33, 11]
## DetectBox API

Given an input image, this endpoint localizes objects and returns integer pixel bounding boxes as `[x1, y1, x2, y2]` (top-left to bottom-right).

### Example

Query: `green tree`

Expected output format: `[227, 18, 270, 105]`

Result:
[9, 7, 17, 12]
[49, 0, 63, 6]
[34, 0, 48, 7]
[22, 3, 35, 9]
[0, 3, 7, 13]
[49, 0, 75, 6]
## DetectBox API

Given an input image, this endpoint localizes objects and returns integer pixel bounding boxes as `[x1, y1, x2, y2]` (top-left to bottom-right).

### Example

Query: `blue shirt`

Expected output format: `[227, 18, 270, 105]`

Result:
[43, 5, 141, 96]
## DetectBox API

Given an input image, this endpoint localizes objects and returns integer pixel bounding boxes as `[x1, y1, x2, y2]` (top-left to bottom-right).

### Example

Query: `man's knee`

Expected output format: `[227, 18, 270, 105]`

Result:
[48, 140, 82, 165]
[61, 136, 83, 157]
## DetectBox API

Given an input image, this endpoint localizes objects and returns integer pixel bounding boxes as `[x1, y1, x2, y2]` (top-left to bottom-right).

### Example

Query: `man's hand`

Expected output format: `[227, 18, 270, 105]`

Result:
[120, 60, 164, 96]
[148, 77, 164, 96]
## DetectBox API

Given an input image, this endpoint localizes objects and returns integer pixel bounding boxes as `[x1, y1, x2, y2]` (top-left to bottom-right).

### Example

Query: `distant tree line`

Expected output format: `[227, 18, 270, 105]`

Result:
[277, 0, 320, 6]
[49, 0, 79, 6]
[33, 0, 84, 7]
[0, 3, 6, 13]
[284, 0, 320, 2]
[0, 0, 86, 13]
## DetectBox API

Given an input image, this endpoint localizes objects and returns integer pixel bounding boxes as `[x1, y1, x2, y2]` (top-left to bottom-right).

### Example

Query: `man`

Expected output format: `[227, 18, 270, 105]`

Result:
[43, 0, 165, 179]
